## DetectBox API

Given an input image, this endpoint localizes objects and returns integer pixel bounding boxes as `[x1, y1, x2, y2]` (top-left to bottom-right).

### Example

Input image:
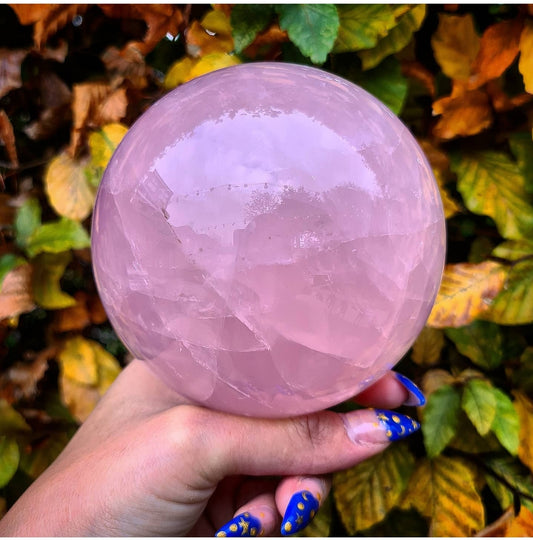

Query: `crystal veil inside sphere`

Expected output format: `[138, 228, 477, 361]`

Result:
[91, 62, 446, 418]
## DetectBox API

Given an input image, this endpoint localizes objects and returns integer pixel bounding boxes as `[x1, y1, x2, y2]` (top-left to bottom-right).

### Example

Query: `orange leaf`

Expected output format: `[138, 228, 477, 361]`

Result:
[519, 19, 533, 94]
[0, 264, 35, 321]
[244, 24, 289, 59]
[433, 85, 493, 140]
[469, 18, 523, 89]
[0, 109, 18, 167]
[0, 49, 26, 100]
[427, 261, 507, 328]
[505, 506, 533, 536]
[401, 60, 436, 97]
[514, 391, 533, 473]
[486, 80, 533, 113]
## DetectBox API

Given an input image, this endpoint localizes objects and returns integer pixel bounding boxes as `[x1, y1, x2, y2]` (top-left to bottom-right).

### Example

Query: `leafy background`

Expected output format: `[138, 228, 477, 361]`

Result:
[1, 3, 533, 536]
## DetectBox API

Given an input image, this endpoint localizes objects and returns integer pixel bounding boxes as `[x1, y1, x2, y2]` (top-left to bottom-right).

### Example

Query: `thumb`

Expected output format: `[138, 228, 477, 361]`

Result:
[201, 407, 419, 480]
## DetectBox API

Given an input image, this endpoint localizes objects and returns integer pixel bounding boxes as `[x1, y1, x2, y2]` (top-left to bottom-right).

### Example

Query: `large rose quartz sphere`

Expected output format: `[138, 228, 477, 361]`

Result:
[92, 62, 445, 417]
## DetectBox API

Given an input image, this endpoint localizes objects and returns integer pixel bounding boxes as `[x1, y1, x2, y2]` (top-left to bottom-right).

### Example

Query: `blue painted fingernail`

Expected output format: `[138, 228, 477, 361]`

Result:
[281, 490, 320, 536]
[215, 512, 262, 537]
[374, 409, 420, 441]
[394, 373, 426, 406]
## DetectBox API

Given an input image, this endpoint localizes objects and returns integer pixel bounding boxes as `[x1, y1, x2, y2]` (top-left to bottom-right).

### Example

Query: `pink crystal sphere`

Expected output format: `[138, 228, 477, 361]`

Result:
[91, 62, 445, 417]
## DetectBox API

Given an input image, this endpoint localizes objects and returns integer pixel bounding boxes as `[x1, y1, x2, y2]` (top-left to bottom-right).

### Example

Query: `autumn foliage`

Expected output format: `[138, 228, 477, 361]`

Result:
[1, 4, 533, 536]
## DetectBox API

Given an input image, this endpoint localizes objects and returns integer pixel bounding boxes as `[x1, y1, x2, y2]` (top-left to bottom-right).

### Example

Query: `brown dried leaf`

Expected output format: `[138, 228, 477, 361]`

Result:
[0, 348, 53, 403]
[24, 72, 71, 141]
[0, 264, 35, 321]
[433, 85, 493, 140]
[421, 369, 457, 398]
[53, 292, 91, 333]
[431, 13, 480, 80]
[11, 4, 87, 49]
[99, 5, 184, 55]
[469, 18, 523, 89]
[0, 49, 26, 100]
[0, 110, 18, 167]
[101, 44, 148, 89]
[401, 60, 436, 97]
[88, 295, 107, 325]
[68, 83, 127, 157]
[427, 261, 507, 328]
[486, 80, 533, 113]
[244, 24, 289, 59]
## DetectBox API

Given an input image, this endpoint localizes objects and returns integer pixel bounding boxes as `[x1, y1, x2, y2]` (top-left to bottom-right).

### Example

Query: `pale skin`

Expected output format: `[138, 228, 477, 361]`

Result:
[0, 359, 414, 536]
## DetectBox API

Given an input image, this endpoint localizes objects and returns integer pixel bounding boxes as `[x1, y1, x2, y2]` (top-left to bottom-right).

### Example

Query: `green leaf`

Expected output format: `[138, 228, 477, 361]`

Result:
[490, 388, 519, 455]
[32, 252, 76, 310]
[445, 320, 503, 370]
[401, 456, 485, 536]
[333, 442, 415, 533]
[448, 410, 502, 454]
[352, 57, 408, 115]
[25, 218, 90, 259]
[509, 132, 533, 194]
[485, 473, 514, 512]
[0, 254, 27, 290]
[358, 5, 426, 70]
[484, 455, 533, 512]
[276, 4, 340, 64]
[492, 239, 533, 262]
[230, 4, 273, 54]
[0, 436, 19, 488]
[0, 399, 31, 434]
[14, 198, 41, 248]
[422, 384, 461, 458]
[333, 4, 396, 53]
[484, 261, 533, 325]
[452, 151, 533, 240]
[462, 379, 497, 436]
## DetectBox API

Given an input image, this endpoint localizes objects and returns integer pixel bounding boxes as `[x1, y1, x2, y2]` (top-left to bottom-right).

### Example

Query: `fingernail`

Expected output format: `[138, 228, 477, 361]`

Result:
[215, 512, 262, 537]
[394, 373, 426, 406]
[342, 408, 420, 445]
[281, 490, 320, 536]
[375, 409, 420, 441]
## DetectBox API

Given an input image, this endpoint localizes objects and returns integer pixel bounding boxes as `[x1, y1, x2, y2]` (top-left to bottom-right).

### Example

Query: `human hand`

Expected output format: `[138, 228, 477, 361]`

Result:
[0, 359, 424, 537]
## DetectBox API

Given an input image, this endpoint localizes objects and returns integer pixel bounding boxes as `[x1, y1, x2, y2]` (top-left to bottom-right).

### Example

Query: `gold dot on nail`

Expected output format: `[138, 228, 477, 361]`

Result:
[229, 524, 238, 532]
[310, 510, 316, 518]
[297, 502, 305, 510]
[259, 512, 265, 518]
[216, 532, 227, 537]
[373, 422, 379, 428]
[251, 528, 257, 536]
[284, 522, 293, 532]
[244, 512, 249, 517]
[386, 430, 392, 438]
[316, 492, 322, 502]
[392, 415, 401, 423]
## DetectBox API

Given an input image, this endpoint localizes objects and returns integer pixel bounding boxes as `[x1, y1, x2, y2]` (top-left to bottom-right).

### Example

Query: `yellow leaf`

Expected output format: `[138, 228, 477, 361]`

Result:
[519, 19, 533, 94]
[431, 14, 480, 80]
[434, 169, 462, 218]
[58, 337, 121, 422]
[32, 252, 76, 310]
[411, 326, 445, 366]
[45, 151, 95, 221]
[164, 56, 196, 90]
[514, 392, 533, 473]
[333, 443, 415, 533]
[186, 53, 240, 82]
[506, 506, 533, 536]
[59, 335, 98, 386]
[401, 456, 485, 536]
[0, 263, 35, 321]
[427, 261, 507, 328]
[186, 10, 234, 57]
[88, 123, 128, 170]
